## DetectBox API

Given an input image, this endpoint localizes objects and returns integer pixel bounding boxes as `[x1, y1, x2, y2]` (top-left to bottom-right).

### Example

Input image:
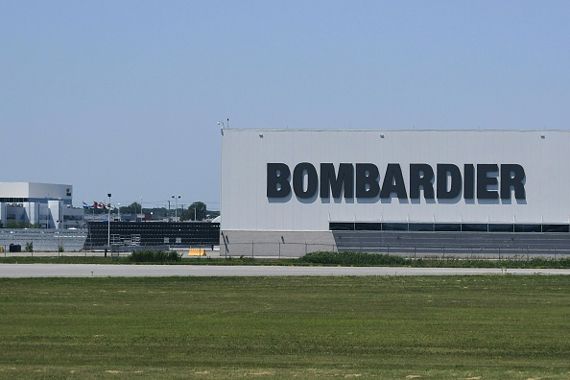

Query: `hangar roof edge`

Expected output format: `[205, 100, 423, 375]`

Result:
[0, 182, 72, 187]
[222, 128, 570, 133]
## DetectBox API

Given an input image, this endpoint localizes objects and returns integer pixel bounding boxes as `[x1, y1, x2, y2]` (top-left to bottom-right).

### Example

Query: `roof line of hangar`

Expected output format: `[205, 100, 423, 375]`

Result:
[223, 128, 570, 133]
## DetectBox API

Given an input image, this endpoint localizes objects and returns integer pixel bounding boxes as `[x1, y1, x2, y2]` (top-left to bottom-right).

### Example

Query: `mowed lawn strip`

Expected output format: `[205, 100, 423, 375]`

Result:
[0, 276, 569, 379]
[3, 253, 570, 269]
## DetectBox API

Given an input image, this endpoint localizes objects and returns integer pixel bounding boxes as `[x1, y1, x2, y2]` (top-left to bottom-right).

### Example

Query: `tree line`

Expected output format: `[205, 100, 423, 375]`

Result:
[112, 201, 218, 221]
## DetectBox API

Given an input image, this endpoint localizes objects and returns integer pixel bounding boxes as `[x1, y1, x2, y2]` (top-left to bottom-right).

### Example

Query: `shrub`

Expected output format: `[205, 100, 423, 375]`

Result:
[25, 242, 34, 253]
[300, 252, 570, 269]
[58, 245, 64, 253]
[5, 221, 32, 229]
[300, 251, 408, 266]
[129, 250, 181, 263]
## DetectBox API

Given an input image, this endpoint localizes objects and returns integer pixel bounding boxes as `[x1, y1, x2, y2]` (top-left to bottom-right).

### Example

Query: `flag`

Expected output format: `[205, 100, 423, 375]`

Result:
[94, 201, 107, 210]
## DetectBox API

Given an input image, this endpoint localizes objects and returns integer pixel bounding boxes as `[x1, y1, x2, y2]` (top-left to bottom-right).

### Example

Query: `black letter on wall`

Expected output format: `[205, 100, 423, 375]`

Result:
[477, 164, 499, 200]
[464, 164, 475, 200]
[267, 163, 291, 198]
[437, 164, 462, 199]
[293, 162, 318, 199]
[380, 164, 408, 199]
[320, 163, 354, 198]
[500, 164, 526, 200]
[355, 163, 380, 198]
[410, 164, 435, 200]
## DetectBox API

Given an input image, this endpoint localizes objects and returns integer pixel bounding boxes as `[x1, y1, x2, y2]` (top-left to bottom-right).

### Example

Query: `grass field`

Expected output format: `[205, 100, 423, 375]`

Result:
[0, 276, 569, 379]
[2, 253, 570, 269]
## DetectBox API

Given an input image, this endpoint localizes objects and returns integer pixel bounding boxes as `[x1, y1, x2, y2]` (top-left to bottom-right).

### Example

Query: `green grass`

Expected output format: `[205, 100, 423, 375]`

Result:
[0, 255, 288, 265]
[0, 276, 569, 379]
[301, 251, 570, 268]
[129, 250, 181, 263]
[2, 251, 570, 269]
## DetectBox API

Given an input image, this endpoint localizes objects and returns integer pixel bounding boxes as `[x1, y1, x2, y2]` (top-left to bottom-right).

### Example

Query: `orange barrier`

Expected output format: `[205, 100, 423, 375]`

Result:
[188, 248, 206, 257]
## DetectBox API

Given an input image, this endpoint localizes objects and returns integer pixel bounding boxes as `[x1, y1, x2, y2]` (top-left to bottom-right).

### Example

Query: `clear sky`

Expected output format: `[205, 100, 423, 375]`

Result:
[1, 1, 568, 210]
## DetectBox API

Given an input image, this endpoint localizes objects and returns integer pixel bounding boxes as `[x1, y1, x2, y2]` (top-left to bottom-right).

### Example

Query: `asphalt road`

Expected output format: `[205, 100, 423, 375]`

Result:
[1, 264, 570, 278]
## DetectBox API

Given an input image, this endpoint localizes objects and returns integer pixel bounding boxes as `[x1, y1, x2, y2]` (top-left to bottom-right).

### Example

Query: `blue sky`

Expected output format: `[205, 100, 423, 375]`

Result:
[1, 1, 568, 209]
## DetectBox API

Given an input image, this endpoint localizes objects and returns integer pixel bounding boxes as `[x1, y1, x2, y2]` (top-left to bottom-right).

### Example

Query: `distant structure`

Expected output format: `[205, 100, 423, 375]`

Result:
[0, 182, 84, 229]
[220, 129, 570, 257]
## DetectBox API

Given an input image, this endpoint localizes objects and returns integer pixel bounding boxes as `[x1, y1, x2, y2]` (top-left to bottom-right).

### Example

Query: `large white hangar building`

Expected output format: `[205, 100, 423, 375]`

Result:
[220, 129, 570, 257]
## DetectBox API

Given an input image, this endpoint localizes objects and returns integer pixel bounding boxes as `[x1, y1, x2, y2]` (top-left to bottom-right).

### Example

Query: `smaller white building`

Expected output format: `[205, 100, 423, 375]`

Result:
[0, 182, 84, 229]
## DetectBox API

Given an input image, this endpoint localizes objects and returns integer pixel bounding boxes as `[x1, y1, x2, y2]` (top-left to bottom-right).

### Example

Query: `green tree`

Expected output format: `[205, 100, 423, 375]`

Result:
[182, 202, 207, 221]
[5, 221, 32, 229]
[119, 202, 142, 215]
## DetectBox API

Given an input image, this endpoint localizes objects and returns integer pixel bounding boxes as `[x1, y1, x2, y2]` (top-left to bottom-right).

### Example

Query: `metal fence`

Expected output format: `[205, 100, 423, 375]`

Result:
[0, 250, 135, 258]
[342, 245, 570, 260]
[220, 241, 570, 259]
[2, 228, 570, 260]
[221, 242, 338, 258]
[0, 229, 87, 252]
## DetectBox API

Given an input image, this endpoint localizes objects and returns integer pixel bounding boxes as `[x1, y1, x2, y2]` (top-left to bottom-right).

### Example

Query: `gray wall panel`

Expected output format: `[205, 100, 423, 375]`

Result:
[221, 129, 570, 231]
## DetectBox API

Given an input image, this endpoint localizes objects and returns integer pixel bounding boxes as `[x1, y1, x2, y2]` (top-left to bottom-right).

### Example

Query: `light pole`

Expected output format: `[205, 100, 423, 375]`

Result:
[107, 193, 111, 252]
[171, 195, 181, 221]
[217, 118, 230, 128]
[176, 196, 180, 219]
[56, 221, 62, 254]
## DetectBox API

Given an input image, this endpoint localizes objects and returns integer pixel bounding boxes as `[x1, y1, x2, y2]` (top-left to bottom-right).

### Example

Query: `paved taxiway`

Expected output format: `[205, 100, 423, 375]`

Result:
[1, 264, 570, 277]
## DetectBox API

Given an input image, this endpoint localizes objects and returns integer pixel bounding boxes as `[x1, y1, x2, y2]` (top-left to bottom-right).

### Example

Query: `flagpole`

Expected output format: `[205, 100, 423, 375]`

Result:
[107, 193, 112, 253]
